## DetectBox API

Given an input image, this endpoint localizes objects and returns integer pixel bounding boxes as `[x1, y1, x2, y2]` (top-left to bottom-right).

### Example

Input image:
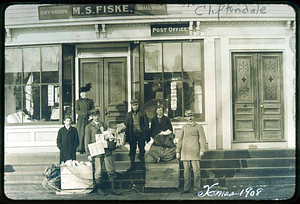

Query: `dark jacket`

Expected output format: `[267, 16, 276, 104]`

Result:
[75, 98, 95, 152]
[85, 121, 116, 157]
[151, 115, 173, 138]
[124, 110, 150, 143]
[57, 126, 79, 163]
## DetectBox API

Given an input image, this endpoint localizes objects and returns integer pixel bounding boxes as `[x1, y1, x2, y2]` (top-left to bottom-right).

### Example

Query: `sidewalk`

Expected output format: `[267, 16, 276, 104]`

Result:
[3, 184, 296, 201]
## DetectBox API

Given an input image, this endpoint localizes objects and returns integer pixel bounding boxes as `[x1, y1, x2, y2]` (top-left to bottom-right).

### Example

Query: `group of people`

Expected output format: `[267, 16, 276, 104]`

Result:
[56, 83, 207, 195]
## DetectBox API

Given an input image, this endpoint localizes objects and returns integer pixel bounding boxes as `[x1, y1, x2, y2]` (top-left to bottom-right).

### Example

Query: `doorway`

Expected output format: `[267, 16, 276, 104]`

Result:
[80, 57, 127, 128]
[232, 53, 284, 142]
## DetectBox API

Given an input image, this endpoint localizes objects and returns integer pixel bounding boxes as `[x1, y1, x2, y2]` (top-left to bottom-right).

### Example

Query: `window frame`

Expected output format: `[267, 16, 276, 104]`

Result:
[5, 44, 63, 126]
[140, 40, 205, 122]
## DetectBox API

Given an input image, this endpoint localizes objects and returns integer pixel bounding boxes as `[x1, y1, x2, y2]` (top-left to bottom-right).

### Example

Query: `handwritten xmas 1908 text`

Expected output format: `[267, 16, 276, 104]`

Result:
[198, 182, 263, 198]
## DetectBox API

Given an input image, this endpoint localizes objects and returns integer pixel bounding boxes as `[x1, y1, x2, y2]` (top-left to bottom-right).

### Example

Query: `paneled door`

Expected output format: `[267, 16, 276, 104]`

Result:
[80, 57, 127, 127]
[232, 53, 283, 142]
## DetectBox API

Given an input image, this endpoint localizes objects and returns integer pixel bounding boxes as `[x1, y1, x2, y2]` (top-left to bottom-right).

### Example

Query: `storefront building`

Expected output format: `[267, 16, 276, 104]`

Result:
[4, 4, 296, 153]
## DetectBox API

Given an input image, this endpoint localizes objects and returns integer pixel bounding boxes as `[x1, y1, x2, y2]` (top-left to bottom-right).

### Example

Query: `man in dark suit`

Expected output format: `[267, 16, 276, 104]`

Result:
[145, 105, 176, 163]
[124, 99, 150, 171]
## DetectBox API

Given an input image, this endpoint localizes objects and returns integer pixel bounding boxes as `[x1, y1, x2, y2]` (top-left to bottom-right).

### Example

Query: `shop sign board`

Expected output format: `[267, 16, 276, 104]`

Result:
[38, 4, 167, 20]
[151, 23, 189, 36]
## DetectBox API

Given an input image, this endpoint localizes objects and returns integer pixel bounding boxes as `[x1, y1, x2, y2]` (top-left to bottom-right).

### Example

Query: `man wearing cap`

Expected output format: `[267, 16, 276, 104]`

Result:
[76, 83, 95, 154]
[124, 99, 150, 171]
[85, 109, 121, 196]
[176, 110, 206, 194]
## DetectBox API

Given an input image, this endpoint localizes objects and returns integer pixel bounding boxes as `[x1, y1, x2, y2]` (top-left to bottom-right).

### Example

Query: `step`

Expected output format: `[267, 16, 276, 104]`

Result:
[202, 149, 296, 159]
[5, 175, 295, 192]
[5, 149, 296, 165]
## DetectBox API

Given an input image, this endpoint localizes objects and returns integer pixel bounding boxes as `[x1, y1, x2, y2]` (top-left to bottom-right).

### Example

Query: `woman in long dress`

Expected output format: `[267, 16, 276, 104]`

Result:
[76, 83, 95, 154]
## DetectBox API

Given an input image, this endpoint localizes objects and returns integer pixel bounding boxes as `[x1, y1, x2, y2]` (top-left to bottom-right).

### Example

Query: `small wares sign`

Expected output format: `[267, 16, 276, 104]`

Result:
[151, 24, 189, 36]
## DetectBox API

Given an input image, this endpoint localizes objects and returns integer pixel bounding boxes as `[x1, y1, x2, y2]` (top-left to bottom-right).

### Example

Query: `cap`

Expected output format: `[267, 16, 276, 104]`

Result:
[130, 99, 139, 104]
[79, 83, 92, 93]
[90, 109, 100, 115]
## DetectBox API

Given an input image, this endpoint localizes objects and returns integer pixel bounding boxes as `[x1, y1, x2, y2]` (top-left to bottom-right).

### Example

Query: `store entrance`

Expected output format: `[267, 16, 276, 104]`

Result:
[232, 53, 284, 142]
[80, 57, 127, 128]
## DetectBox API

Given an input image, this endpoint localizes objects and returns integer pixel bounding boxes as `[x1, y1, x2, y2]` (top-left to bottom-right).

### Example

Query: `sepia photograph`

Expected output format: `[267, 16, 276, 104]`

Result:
[2, 2, 297, 201]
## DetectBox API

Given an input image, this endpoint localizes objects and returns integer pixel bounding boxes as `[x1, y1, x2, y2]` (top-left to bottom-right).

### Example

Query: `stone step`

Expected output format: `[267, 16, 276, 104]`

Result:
[5, 175, 295, 192]
[5, 157, 295, 176]
[4, 149, 296, 165]
[4, 166, 295, 183]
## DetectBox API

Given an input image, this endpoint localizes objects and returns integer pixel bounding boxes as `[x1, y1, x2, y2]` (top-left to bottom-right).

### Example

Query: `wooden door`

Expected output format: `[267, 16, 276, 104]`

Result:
[258, 53, 284, 140]
[232, 53, 283, 142]
[80, 57, 127, 126]
[80, 58, 103, 119]
[104, 58, 127, 128]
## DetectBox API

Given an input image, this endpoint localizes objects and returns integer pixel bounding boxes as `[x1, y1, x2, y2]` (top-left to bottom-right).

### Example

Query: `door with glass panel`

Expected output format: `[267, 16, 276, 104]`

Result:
[80, 57, 127, 128]
[232, 53, 284, 141]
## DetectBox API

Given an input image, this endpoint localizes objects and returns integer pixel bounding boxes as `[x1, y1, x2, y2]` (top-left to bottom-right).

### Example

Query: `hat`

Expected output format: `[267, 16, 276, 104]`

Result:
[130, 99, 139, 104]
[90, 109, 100, 115]
[185, 110, 194, 117]
[79, 83, 92, 93]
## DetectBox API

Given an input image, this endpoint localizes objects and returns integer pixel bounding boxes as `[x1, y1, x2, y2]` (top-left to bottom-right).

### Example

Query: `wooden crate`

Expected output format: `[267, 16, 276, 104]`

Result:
[61, 165, 93, 190]
[145, 159, 179, 188]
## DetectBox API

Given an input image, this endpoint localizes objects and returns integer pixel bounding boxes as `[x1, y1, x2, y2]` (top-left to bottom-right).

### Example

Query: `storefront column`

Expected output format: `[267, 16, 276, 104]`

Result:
[204, 37, 217, 150]
[285, 35, 296, 149]
[220, 37, 232, 150]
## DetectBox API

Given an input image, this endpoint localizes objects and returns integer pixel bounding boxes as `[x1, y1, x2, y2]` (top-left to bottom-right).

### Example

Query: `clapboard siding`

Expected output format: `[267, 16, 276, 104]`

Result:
[5, 4, 295, 27]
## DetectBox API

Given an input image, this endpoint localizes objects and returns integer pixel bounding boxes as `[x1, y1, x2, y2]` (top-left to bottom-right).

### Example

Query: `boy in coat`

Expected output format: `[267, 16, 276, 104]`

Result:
[56, 115, 79, 163]
[176, 110, 206, 194]
[85, 109, 121, 196]
[124, 99, 150, 171]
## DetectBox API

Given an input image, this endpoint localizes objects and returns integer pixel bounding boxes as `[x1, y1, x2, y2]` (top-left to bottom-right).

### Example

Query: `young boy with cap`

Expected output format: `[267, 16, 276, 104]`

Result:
[56, 115, 79, 163]
[124, 99, 150, 171]
[85, 109, 121, 196]
[176, 110, 206, 194]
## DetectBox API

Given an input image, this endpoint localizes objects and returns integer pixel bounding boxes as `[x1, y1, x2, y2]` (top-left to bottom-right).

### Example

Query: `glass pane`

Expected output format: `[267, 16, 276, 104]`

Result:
[63, 59, 74, 121]
[42, 46, 60, 83]
[163, 43, 182, 80]
[42, 85, 60, 122]
[23, 47, 41, 84]
[183, 81, 202, 118]
[22, 85, 40, 123]
[63, 59, 73, 84]
[183, 42, 201, 80]
[23, 86, 40, 122]
[63, 84, 73, 121]
[144, 43, 162, 80]
[132, 82, 140, 101]
[5, 86, 22, 123]
[5, 48, 22, 85]
[144, 81, 165, 120]
[164, 81, 183, 119]
[144, 81, 163, 104]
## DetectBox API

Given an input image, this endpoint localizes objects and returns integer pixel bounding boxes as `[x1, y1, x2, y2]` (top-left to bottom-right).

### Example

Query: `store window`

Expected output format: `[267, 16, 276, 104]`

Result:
[142, 40, 204, 121]
[5, 45, 61, 124]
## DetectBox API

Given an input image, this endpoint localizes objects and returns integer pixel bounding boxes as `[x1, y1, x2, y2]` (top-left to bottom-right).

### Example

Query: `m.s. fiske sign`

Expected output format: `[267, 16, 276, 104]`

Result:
[38, 4, 168, 20]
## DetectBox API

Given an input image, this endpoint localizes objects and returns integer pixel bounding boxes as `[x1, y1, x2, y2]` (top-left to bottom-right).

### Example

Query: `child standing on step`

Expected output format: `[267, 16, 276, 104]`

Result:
[176, 110, 206, 194]
[57, 115, 79, 164]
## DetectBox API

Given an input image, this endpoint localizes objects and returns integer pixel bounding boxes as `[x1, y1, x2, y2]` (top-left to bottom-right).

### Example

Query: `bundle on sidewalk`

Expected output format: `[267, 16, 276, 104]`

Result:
[42, 159, 94, 195]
